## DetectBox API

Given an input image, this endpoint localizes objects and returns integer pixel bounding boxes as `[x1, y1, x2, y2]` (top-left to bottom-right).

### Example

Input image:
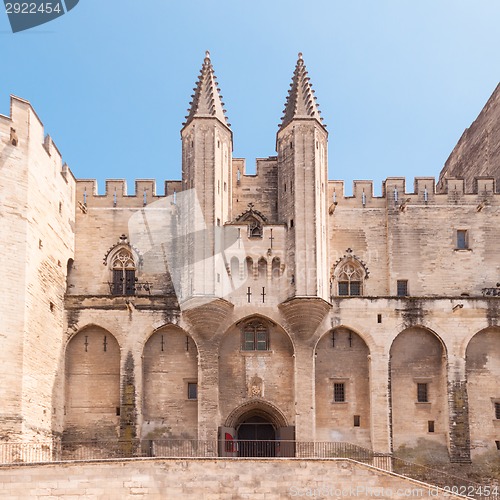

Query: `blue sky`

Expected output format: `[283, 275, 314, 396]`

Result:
[1, 0, 499, 195]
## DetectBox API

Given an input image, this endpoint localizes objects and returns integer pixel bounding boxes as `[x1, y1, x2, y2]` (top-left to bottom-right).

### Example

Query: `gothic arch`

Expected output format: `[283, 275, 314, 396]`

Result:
[229, 313, 295, 351]
[314, 324, 375, 354]
[459, 324, 499, 358]
[390, 326, 448, 455]
[465, 327, 500, 458]
[331, 250, 369, 297]
[390, 325, 448, 356]
[66, 322, 123, 349]
[102, 234, 142, 266]
[142, 324, 199, 439]
[272, 257, 282, 278]
[224, 400, 289, 429]
[142, 323, 198, 351]
[315, 327, 371, 446]
[65, 323, 122, 350]
[258, 257, 267, 278]
[109, 247, 136, 296]
[245, 256, 254, 278]
[218, 315, 295, 429]
[64, 326, 121, 440]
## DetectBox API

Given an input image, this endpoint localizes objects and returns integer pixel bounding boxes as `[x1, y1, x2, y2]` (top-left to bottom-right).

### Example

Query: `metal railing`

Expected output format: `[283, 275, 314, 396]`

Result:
[0, 440, 497, 499]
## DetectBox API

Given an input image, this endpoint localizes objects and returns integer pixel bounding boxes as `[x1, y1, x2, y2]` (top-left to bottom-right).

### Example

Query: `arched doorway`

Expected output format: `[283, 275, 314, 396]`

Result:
[220, 401, 294, 457]
[237, 415, 276, 457]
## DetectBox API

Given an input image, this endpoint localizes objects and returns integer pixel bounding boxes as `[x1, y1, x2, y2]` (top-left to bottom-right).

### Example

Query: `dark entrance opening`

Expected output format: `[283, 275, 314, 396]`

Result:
[237, 415, 276, 457]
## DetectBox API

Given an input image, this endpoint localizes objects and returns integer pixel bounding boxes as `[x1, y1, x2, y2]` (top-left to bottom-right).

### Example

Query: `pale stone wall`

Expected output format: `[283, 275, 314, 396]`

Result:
[142, 326, 198, 439]
[0, 96, 75, 441]
[328, 177, 500, 297]
[0, 458, 467, 499]
[315, 329, 371, 446]
[232, 157, 279, 223]
[2, 84, 500, 474]
[466, 328, 500, 460]
[438, 83, 500, 193]
[219, 321, 295, 427]
[390, 328, 448, 454]
[64, 327, 121, 440]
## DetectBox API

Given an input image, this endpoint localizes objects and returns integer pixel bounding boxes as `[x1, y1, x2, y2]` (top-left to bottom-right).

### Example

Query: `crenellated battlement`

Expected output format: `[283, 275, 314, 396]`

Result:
[328, 176, 499, 208]
[75, 178, 184, 208]
[0, 96, 67, 174]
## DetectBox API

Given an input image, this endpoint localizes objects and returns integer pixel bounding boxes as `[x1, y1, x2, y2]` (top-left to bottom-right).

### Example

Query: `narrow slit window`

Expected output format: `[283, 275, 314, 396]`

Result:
[428, 421, 435, 433]
[188, 382, 198, 400]
[456, 229, 468, 250]
[353, 415, 360, 427]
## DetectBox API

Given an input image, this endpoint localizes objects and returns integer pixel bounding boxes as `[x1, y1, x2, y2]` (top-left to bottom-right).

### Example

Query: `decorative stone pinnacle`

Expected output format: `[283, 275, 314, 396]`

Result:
[183, 51, 230, 130]
[278, 53, 326, 133]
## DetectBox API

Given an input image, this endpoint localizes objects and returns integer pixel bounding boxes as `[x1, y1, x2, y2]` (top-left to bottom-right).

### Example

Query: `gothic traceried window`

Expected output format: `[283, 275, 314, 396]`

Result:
[111, 248, 136, 296]
[336, 262, 363, 296]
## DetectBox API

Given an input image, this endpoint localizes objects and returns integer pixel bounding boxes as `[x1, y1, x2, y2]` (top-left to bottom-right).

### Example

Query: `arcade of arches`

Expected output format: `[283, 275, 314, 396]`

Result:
[62, 321, 499, 461]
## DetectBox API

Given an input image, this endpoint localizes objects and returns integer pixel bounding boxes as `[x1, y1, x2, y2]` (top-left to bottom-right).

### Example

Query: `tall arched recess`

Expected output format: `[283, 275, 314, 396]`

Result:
[218, 316, 295, 456]
[466, 327, 500, 461]
[390, 327, 448, 461]
[64, 326, 121, 440]
[142, 326, 198, 439]
[315, 328, 371, 447]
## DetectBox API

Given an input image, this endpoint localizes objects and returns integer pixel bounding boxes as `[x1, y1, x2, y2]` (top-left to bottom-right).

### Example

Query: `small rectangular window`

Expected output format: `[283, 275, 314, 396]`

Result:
[397, 280, 408, 297]
[495, 402, 500, 420]
[353, 415, 360, 427]
[428, 420, 435, 433]
[188, 382, 197, 400]
[334, 383, 345, 402]
[496, 440, 500, 451]
[377, 314, 382, 324]
[457, 230, 468, 249]
[417, 383, 428, 403]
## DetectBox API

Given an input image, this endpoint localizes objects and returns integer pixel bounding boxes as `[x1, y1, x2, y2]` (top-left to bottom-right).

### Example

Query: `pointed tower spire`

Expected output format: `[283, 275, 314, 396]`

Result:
[279, 52, 325, 132]
[183, 51, 230, 130]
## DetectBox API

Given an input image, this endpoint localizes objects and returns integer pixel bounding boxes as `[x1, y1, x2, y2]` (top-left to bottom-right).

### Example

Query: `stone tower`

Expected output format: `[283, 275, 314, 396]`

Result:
[180, 51, 233, 299]
[0, 96, 75, 442]
[276, 53, 329, 300]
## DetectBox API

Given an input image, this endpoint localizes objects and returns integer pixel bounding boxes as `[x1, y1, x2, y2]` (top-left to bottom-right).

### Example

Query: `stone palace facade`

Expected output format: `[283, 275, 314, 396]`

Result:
[1, 52, 499, 469]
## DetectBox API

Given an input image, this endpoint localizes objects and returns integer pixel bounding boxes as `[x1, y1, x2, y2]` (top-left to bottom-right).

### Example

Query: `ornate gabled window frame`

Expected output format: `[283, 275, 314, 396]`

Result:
[331, 248, 369, 298]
